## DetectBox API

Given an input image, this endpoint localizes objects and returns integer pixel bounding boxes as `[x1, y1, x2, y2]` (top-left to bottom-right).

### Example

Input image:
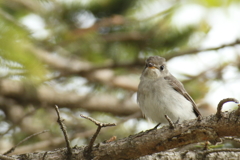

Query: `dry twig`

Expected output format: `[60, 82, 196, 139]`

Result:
[165, 115, 175, 129]
[167, 39, 240, 60]
[55, 105, 72, 157]
[80, 114, 116, 157]
[3, 130, 49, 155]
[216, 98, 239, 118]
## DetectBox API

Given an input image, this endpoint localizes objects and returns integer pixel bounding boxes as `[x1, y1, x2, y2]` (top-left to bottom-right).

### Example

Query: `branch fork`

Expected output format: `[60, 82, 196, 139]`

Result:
[80, 114, 116, 158]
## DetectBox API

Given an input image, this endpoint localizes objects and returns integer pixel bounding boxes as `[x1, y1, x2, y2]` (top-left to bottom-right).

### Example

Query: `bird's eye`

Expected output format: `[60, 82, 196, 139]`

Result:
[160, 65, 164, 71]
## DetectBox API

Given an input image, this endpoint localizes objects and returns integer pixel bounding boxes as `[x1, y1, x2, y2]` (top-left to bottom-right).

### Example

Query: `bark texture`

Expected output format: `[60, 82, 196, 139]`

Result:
[7, 109, 240, 160]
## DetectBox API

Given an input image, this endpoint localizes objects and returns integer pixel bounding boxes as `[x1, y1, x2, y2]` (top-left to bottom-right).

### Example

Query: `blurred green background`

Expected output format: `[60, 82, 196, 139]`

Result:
[0, 0, 240, 155]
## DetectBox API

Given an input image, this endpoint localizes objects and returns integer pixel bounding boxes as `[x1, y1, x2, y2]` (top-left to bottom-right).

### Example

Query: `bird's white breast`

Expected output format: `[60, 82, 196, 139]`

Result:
[137, 76, 196, 123]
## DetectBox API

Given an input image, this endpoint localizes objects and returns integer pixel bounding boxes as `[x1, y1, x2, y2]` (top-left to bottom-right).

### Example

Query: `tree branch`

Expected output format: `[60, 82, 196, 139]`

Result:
[3, 130, 49, 155]
[8, 107, 240, 160]
[30, 39, 240, 77]
[55, 105, 72, 157]
[165, 115, 175, 129]
[216, 98, 239, 118]
[165, 39, 240, 59]
[27, 40, 240, 94]
[80, 114, 116, 159]
[0, 79, 139, 116]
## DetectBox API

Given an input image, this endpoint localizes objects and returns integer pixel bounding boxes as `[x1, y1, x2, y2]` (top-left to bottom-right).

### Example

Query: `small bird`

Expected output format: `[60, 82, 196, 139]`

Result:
[137, 56, 201, 124]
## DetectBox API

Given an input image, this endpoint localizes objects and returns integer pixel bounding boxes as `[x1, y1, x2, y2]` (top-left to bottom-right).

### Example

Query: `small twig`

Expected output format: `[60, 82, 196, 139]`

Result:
[55, 105, 72, 157]
[164, 115, 175, 129]
[3, 130, 49, 155]
[42, 151, 48, 160]
[167, 39, 240, 60]
[216, 98, 239, 118]
[80, 114, 116, 128]
[80, 114, 116, 155]
[0, 154, 16, 160]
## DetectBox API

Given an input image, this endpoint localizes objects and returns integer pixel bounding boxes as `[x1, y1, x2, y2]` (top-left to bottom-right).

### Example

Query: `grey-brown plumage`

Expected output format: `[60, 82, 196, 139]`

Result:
[137, 56, 201, 123]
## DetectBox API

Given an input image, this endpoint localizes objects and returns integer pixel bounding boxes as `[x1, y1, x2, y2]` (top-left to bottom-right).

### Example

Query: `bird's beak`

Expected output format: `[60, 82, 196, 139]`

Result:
[148, 66, 156, 69]
[147, 63, 157, 69]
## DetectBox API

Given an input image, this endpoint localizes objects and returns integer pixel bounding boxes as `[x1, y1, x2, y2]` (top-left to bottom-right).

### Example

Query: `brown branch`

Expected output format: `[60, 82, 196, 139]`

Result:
[84, 69, 139, 91]
[30, 46, 94, 74]
[0, 154, 17, 160]
[8, 108, 240, 160]
[80, 114, 116, 158]
[3, 130, 49, 155]
[12, 111, 137, 155]
[55, 105, 72, 157]
[28, 40, 240, 94]
[31, 39, 240, 77]
[11, 111, 139, 155]
[166, 39, 240, 60]
[216, 98, 239, 118]
[0, 79, 139, 116]
[80, 114, 116, 128]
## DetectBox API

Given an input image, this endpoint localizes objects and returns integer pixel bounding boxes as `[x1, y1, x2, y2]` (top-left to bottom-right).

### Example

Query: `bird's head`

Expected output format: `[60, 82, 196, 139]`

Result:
[142, 56, 168, 79]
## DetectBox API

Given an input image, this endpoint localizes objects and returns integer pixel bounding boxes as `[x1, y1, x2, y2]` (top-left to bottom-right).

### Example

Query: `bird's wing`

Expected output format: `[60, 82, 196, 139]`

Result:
[164, 75, 201, 117]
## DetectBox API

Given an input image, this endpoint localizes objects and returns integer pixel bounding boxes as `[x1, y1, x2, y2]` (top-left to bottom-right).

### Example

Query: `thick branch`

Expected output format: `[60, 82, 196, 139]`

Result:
[9, 109, 240, 160]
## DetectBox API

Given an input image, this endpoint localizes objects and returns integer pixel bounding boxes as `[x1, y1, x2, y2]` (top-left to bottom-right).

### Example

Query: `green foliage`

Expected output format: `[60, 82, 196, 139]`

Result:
[87, 0, 137, 17]
[0, 15, 47, 82]
[184, 79, 209, 102]
[194, 0, 234, 7]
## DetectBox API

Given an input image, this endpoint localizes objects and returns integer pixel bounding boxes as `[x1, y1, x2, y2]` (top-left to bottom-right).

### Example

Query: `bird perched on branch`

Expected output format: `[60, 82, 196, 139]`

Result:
[137, 56, 201, 124]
